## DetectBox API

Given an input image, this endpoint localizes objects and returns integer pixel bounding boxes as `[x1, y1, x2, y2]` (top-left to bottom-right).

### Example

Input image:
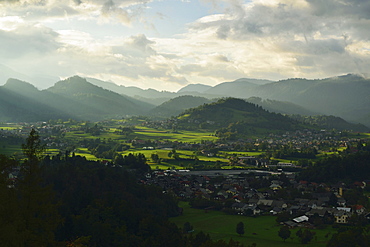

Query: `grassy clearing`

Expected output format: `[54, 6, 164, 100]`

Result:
[221, 151, 264, 157]
[44, 149, 61, 156]
[170, 202, 333, 247]
[132, 127, 217, 142]
[74, 148, 101, 161]
[0, 123, 21, 130]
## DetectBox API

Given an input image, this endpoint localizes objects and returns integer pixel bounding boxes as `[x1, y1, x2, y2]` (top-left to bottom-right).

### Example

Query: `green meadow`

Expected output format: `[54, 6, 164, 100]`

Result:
[132, 126, 217, 142]
[0, 123, 22, 130]
[2, 122, 369, 169]
[170, 202, 334, 247]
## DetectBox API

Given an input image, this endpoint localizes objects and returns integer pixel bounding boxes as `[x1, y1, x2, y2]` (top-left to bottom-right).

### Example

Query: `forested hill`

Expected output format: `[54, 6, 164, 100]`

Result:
[176, 98, 304, 137]
[0, 79, 73, 122]
[290, 115, 369, 132]
[150, 95, 213, 118]
[46, 76, 154, 119]
[0, 77, 154, 122]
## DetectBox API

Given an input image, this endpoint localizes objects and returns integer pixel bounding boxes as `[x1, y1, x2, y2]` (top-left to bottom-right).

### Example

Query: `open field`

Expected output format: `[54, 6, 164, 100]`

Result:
[74, 148, 103, 161]
[2, 122, 370, 170]
[132, 126, 218, 142]
[0, 123, 22, 130]
[170, 202, 333, 247]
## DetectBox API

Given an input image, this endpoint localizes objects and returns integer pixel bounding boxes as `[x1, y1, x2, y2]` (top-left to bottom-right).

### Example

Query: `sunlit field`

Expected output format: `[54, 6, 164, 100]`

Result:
[133, 126, 217, 142]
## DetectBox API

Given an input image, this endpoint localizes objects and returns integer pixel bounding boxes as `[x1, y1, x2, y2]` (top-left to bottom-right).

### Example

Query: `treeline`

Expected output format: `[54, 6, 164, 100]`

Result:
[298, 141, 370, 183]
[0, 130, 244, 247]
[271, 145, 318, 159]
[78, 138, 130, 159]
[290, 115, 369, 132]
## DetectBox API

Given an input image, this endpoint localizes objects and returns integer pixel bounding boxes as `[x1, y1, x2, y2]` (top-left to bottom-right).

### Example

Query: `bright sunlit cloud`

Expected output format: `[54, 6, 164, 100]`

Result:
[0, 0, 369, 91]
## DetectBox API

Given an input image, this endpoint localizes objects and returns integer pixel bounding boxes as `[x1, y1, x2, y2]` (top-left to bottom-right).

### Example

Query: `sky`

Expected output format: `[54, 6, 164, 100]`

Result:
[0, 0, 370, 91]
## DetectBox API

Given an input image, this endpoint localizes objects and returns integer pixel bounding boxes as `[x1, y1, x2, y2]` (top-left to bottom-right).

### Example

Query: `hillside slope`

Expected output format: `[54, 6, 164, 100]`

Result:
[0, 79, 73, 122]
[150, 95, 213, 118]
[0, 77, 154, 122]
[46, 76, 153, 119]
[175, 98, 304, 138]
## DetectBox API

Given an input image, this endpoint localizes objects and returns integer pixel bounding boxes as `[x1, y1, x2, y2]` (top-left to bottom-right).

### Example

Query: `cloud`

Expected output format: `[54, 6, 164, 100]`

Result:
[1, 0, 370, 91]
[0, 0, 151, 24]
[0, 22, 60, 58]
[180, 0, 370, 80]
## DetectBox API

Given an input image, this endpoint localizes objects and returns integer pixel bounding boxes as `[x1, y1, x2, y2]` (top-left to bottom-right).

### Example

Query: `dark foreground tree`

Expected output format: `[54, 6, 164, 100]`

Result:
[0, 129, 61, 246]
[278, 226, 291, 242]
[18, 129, 61, 246]
[183, 221, 194, 233]
[296, 228, 315, 244]
[236, 222, 245, 236]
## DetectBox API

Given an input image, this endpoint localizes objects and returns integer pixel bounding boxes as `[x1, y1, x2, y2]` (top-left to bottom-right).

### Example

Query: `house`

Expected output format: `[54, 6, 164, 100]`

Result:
[257, 199, 273, 207]
[232, 202, 260, 215]
[293, 215, 309, 223]
[337, 198, 346, 207]
[289, 205, 301, 215]
[334, 210, 351, 224]
[272, 200, 288, 209]
[245, 204, 261, 215]
[353, 205, 366, 215]
[270, 183, 282, 190]
[284, 220, 298, 228]
[306, 208, 328, 217]
[217, 190, 228, 199]
[232, 202, 248, 213]
[270, 207, 284, 215]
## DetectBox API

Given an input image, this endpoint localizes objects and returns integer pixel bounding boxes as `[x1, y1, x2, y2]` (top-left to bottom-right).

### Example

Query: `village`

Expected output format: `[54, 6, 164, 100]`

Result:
[142, 169, 370, 228]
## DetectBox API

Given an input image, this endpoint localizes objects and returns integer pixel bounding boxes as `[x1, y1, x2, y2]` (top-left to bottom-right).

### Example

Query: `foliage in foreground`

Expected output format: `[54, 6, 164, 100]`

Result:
[0, 130, 245, 247]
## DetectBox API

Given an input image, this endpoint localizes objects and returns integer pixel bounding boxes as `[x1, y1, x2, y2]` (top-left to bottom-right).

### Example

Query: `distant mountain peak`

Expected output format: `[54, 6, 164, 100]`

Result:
[50, 76, 99, 93]
[61, 75, 89, 84]
[4, 78, 39, 92]
[336, 73, 365, 80]
[177, 83, 212, 93]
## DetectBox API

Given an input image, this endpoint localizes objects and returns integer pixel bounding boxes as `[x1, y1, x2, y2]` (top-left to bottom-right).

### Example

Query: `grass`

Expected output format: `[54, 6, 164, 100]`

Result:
[170, 201, 334, 247]
[74, 148, 101, 161]
[132, 126, 217, 142]
[0, 123, 21, 130]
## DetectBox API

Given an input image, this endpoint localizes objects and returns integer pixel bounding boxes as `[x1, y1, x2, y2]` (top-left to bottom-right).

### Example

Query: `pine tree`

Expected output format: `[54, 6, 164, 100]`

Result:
[17, 129, 61, 246]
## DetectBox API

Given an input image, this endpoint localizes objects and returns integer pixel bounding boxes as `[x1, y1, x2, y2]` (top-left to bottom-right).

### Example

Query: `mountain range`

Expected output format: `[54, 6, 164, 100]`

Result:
[0, 76, 153, 122]
[0, 73, 369, 131]
[87, 74, 370, 127]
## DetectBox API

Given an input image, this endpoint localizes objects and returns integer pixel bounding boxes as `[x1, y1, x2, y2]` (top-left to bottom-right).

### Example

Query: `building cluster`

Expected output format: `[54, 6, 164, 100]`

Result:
[142, 170, 370, 227]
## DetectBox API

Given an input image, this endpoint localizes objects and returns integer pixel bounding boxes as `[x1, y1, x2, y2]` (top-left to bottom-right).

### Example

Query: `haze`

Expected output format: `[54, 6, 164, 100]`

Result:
[0, 0, 369, 91]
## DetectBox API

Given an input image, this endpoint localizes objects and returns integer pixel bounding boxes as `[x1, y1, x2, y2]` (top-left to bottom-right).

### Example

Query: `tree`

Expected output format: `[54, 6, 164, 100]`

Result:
[192, 231, 211, 247]
[183, 221, 193, 234]
[151, 153, 160, 163]
[236, 222, 245, 236]
[327, 227, 368, 247]
[278, 226, 291, 242]
[21, 128, 45, 171]
[17, 129, 61, 246]
[296, 228, 315, 244]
